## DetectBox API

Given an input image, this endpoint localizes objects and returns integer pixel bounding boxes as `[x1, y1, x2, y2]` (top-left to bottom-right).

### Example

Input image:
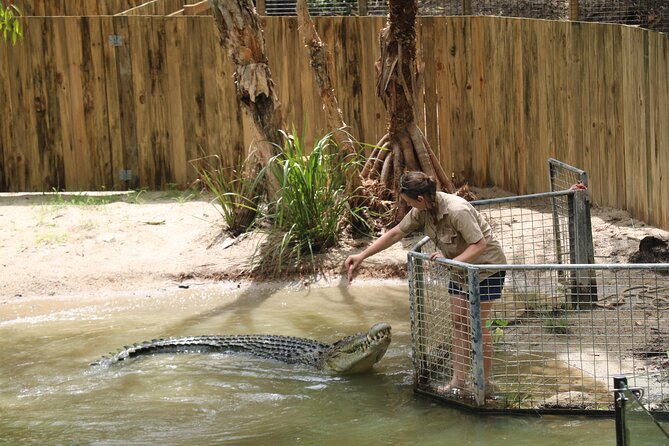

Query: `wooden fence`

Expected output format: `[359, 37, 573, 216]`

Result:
[1, 15, 668, 228]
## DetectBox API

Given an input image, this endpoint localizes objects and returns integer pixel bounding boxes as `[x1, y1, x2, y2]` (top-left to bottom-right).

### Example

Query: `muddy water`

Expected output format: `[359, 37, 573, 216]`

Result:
[0, 283, 616, 445]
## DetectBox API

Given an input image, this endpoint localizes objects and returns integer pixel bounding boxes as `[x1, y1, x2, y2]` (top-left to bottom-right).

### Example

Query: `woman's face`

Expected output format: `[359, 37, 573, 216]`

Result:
[401, 194, 430, 210]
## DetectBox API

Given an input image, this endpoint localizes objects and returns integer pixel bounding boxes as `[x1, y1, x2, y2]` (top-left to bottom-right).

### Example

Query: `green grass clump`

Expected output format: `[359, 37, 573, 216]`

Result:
[190, 154, 263, 236]
[253, 129, 369, 276]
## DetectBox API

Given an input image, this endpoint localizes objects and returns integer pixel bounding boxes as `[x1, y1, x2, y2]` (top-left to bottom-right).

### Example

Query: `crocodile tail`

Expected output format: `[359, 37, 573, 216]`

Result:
[90, 336, 231, 366]
[90, 335, 330, 367]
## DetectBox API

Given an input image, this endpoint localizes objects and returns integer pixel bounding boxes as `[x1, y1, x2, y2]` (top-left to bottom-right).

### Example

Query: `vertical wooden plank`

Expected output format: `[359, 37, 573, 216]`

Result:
[511, 18, 526, 194]
[459, 17, 476, 184]
[649, 31, 669, 227]
[13, 18, 41, 190]
[467, 17, 487, 186]
[639, 29, 652, 224]
[362, 16, 386, 146]
[588, 23, 605, 191]
[569, 21, 589, 187]
[494, 18, 519, 191]
[338, 17, 360, 141]
[112, 14, 140, 190]
[0, 21, 9, 190]
[610, 26, 625, 210]
[181, 14, 208, 167]
[434, 17, 453, 177]
[126, 15, 151, 188]
[50, 17, 75, 192]
[601, 24, 622, 208]
[534, 18, 550, 189]
[63, 16, 93, 190]
[622, 27, 649, 221]
[100, 15, 123, 190]
[145, 15, 165, 188]
[553, 21, 571, 169]
[0, 17, 22, 190]
[85, 17, 114, 189]
[520, 18, 540, 194]
[265, 17, 289, 134]
[203, 15, 230, 171]
[476, 17, 498, 187]
[488, 17, 518, 191]
[640, 29, 652, 224]
[290, 16, 308, 136]
[37, 16, 68, 190]
[214, 15, 247, 182]
[338, 17, 363, 143]
[163, 16, 188, 186]
[447, 16, 468, 183]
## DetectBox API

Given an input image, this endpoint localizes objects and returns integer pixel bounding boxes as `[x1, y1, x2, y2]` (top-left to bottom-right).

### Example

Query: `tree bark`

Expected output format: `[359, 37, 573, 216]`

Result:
[363, 0, 455, 223]
[295, 0, 361, 188]
[209, 0, 284, 197]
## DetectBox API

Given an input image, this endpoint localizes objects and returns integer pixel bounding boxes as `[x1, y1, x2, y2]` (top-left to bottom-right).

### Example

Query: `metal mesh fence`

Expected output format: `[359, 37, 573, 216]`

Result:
[473, 191, 574, 267]
[407, 159, 669, 414]
[410, 246, 669, 414]
[261, 1, 669, 33]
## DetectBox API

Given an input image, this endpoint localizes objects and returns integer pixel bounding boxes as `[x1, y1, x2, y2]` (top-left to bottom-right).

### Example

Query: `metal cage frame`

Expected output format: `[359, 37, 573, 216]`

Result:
[408, 159, 669, 415]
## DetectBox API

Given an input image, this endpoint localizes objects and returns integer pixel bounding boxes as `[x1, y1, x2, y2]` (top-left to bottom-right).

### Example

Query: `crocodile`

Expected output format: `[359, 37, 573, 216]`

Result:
[91, 322, 391, 374]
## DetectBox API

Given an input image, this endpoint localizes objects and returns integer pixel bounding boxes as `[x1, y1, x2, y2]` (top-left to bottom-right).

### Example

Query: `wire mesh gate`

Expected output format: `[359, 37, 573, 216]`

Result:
[408, 159, 669, 414]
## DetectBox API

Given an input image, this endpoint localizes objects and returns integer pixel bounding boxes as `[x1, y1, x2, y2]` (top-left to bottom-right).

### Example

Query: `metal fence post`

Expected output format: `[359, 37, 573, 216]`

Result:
[614, 375, 629, 446]
[468, 268, 485, 406]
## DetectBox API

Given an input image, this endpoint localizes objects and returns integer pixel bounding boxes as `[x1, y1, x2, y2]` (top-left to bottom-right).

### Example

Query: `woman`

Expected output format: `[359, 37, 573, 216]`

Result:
[344, 171, 507, 395]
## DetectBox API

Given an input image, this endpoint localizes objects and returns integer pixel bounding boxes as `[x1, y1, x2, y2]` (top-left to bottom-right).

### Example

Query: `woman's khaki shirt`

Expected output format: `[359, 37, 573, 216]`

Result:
[398, 192, 507, 276]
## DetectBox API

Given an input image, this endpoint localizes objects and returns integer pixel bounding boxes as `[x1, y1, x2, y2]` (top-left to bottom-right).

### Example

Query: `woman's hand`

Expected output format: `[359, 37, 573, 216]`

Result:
[343, 225, 408, 285]
[344, 254, 365, 284]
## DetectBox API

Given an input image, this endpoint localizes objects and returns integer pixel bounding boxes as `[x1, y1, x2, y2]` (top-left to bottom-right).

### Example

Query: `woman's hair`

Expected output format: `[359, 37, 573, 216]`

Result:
[399, 171, 438, 208]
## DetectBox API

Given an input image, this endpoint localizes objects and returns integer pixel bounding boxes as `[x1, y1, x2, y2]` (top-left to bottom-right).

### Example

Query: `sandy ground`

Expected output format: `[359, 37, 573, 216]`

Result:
[0, 191, 415, 304]
[1, 188, 667, 305]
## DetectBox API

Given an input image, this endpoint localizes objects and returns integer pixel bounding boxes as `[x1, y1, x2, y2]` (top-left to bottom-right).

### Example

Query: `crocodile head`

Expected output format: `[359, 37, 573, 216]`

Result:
[321, 322, 391, 374]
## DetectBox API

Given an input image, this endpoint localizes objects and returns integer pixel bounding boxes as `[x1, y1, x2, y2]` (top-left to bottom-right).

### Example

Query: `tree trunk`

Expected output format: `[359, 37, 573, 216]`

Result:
[364, 0, 455, 223]
[295, 0, 372, 209]
[209, 0, 284, 201]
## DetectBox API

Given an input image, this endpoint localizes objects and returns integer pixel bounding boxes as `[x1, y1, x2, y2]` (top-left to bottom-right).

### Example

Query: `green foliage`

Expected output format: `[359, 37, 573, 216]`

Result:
[253, 128, 369, 275]
[0, 2, 23, 45]
[486, 318, 509, 346]
[163, 183, 198, 203]
[47, 189, 146, 206]
[190, 154, 263, 236]
[544, 312, 570, 334]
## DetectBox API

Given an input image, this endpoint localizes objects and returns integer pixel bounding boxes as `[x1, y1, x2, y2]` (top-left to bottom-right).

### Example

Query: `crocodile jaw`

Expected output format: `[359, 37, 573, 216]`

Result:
[322, 322, 392, 374]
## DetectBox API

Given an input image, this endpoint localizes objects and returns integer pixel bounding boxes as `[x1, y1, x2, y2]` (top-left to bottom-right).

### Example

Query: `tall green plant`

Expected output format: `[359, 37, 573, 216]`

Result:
[254, 129, 369, 275]
[1, 2, 23, 45]
[190, 154, 263, 236]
